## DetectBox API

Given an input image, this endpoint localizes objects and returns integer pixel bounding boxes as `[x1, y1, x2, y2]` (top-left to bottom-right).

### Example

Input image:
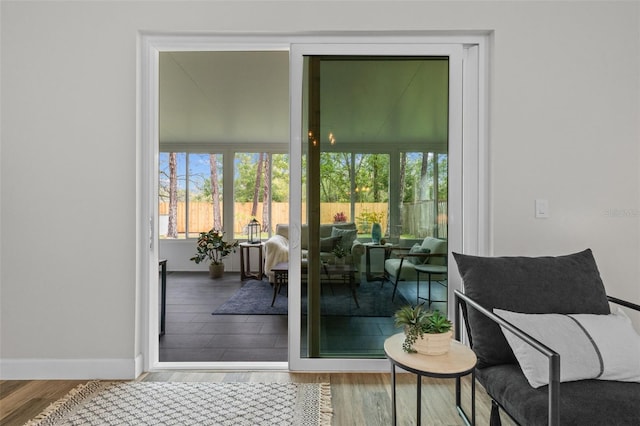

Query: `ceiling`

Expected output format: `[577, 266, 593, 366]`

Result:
[160, 51, 290, 146]
[159, 51, 449, 151]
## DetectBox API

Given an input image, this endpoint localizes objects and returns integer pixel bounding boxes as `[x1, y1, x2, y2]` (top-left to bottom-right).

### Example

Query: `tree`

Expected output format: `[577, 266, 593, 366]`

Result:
[167, 152, 178, 238]
[270, 154, 289, 202]
[234, 153, 260, 202]
[251, 153, 264, 218]
[399, 151, 406, 228]
[368, 154, 389, 202]
[420, 152, 429, 201]
[261, 154, 270, 232]
[437, 154, 448, 200]
[209, 154, 222, 230]
[319, 152, 351, 202]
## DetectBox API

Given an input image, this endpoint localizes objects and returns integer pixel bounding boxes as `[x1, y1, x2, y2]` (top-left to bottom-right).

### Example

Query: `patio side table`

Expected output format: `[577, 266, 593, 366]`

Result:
[239, 242, 265, 280]
[414, 263, 448, 306]
[384, 333, 477, 425]
[364, 242, 393, 282]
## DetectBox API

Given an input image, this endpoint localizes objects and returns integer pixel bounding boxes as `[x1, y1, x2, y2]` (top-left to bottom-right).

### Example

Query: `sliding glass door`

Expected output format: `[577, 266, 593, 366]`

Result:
[142, 35, 484, 372]
[289, 44, 463, 370]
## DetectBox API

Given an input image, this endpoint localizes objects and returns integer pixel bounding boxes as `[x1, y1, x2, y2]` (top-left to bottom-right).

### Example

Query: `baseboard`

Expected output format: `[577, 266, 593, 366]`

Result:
[0, 357, 139, 380]
[134, 353, 145, 378]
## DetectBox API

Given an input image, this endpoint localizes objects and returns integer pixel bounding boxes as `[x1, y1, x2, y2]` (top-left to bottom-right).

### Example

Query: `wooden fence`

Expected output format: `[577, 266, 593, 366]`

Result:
[159, 201, 447, 239]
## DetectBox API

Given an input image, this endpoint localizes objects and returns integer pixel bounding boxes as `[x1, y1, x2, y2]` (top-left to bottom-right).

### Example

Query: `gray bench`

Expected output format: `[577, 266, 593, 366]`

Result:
[453, 249, 640, 425]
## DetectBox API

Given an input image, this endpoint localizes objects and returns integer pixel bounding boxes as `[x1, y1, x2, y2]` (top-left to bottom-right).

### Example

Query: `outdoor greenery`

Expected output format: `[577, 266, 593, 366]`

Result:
[160, 150, 447, 239]
[159, 151, 447, 207]
[355, 210, 386, 233]
[234, 153, 290, 202]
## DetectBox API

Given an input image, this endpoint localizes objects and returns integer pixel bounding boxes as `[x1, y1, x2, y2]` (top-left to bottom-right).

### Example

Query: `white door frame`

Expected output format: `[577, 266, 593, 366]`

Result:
[137, 32, 490, 374]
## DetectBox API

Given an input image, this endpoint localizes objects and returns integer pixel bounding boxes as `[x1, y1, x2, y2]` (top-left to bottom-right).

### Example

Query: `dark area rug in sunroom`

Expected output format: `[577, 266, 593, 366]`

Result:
[213, 278, 411, 317]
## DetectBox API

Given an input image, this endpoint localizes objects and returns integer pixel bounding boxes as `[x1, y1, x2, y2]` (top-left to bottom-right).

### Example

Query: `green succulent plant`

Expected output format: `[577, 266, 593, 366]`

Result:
[332, 244, 347, 259]
[394, 305, 452, 353]
[423, 311, 452, 334]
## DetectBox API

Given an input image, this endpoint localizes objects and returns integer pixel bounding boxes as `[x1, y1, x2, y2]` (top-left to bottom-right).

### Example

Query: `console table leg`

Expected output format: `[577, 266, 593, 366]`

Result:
[159, 259, 167, 337]
[348, 273, 360, 308]
[417, 375, 422, 423]
[472, 369, 476, 425]
[391, 364, 397, 426]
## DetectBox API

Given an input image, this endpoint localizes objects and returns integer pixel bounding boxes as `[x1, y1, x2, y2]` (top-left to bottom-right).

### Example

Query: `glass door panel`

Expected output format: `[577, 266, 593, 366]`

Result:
[301, 56, 449, 359]
[399, 152, 448, 241]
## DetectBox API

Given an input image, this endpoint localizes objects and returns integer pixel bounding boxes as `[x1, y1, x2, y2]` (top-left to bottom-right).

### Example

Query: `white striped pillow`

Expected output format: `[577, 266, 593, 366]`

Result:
[494, 308, 640, 388]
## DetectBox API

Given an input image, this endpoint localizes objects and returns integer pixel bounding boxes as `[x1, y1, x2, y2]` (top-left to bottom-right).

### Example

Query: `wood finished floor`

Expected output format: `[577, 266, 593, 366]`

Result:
[1, 372, 517, 425]
[160, 271, 288, 362]
[159, 271, 448, 362]
[2, 273, 484, 425]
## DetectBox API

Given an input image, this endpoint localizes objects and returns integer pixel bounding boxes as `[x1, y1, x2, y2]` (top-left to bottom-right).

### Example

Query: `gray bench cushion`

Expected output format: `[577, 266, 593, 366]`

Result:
[477, 364, 640, 426]
[453, 249, 610, 368]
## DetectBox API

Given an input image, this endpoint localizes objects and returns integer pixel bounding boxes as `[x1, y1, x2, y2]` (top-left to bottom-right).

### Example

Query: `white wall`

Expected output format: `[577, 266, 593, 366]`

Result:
[160, 240, 242, 272]
[1, 0, 638, 379]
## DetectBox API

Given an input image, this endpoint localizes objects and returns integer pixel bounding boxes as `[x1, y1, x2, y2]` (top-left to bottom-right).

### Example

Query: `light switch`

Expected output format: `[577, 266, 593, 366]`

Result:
[535, 199, 549, 218]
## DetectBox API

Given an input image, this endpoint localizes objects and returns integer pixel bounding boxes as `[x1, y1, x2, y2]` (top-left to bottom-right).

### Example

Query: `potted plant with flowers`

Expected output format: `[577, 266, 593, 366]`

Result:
[333, 212, 347, 223]
[190, 229, 239, 279]
[394, 304, 453, 355]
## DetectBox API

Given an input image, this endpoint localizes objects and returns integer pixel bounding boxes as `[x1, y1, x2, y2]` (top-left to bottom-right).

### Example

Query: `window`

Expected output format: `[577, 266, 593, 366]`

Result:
[313, 150, 447, 243]
[233, 153, 290, 239]
[353, 153, 389, 236]
[399, 152, 448, 240]
[159, 152, 223, 239]
[159, 151, 289, 240]
[319, 152, 390, 236]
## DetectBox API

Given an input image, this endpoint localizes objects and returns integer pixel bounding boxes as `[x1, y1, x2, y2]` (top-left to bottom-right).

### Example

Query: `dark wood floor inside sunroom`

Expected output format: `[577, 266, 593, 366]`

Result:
[159, 271, 447, 363]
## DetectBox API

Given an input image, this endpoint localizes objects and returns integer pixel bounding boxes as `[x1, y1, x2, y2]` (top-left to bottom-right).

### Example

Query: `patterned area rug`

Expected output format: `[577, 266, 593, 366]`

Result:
[213, 278, 412, 316]
[26, 381, 332, 426]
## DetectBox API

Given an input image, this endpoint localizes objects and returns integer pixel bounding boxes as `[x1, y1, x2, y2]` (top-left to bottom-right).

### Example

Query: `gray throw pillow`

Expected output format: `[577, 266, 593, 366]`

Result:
[319, 236, 341, 252]
[331, 227, 357, 252]
[407, 244, 430, 265]
[453, 249, 610, 369]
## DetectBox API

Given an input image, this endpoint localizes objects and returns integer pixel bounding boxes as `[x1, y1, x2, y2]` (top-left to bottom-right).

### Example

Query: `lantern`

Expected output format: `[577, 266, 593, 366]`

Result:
[247, 218, 261, 243]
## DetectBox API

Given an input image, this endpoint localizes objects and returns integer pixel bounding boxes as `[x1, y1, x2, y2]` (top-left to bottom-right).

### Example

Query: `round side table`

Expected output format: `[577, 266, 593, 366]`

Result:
[414, 263, 448, 306]
[384, 332, 477, 425]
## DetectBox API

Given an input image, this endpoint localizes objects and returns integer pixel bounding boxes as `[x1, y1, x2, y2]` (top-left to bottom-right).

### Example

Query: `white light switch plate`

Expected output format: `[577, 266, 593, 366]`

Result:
[535, 199, 549, 218]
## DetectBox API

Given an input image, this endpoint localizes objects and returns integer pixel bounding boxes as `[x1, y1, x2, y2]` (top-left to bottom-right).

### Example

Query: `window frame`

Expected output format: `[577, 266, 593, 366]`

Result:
[139, 33, 489, 375]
